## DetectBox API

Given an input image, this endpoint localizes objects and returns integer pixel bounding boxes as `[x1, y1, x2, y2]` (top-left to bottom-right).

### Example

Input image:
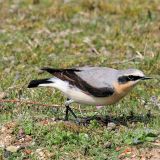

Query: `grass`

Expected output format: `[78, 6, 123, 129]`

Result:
[0, 0, 160, 159]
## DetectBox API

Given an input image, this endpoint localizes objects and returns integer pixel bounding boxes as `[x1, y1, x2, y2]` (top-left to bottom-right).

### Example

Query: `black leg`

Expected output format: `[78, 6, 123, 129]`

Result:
[64, 98, 79, 122]
[68, 107, 80, 124]
[65, 105, 78, 120]
[68, 107, 77, 119]
[65, 105, 69, 121]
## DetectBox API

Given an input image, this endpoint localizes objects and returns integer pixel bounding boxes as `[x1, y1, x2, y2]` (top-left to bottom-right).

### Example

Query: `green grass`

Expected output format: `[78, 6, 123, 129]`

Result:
[0, 0, 160, 159]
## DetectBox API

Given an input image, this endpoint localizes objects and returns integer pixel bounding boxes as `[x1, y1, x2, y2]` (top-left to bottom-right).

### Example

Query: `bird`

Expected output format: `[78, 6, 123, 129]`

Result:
[28, 66, 152, 122]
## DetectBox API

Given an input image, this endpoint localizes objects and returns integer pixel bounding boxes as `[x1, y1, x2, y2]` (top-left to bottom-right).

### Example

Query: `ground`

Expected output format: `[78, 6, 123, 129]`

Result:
[0, 0, 160, 159]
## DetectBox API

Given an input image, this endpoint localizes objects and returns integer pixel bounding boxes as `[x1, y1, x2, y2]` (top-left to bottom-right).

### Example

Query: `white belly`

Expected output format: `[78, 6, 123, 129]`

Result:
[64, 86, 125, 105]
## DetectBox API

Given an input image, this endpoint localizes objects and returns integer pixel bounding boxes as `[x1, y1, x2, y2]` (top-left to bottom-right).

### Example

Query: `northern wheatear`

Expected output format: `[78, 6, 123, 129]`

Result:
[28, 67, 151, 121]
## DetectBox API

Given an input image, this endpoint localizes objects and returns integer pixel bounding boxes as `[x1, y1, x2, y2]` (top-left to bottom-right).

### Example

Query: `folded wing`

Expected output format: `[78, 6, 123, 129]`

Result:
[41, 67, 115, 97]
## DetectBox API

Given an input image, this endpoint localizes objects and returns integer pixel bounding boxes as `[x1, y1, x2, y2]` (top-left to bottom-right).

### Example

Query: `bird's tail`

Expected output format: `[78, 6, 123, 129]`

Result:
[28, 78, 53, 88]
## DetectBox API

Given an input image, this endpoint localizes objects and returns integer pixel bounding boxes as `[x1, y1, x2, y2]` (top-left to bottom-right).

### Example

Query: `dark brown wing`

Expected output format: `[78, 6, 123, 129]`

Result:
[41, 67, 114, 97]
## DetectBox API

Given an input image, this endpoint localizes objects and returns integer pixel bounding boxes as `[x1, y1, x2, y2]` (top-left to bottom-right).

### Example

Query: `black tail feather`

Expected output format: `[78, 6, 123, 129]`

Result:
[28, 78, 52, 88]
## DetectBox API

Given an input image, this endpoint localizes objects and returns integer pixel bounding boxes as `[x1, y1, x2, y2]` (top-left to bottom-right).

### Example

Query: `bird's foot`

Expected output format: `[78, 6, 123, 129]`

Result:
[75, 116, 97, 126]
[75, 118, 81, 125]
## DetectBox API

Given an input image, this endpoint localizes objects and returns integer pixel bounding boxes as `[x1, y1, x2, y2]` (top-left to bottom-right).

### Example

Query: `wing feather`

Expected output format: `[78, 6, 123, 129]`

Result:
[41, 67, 114, 97]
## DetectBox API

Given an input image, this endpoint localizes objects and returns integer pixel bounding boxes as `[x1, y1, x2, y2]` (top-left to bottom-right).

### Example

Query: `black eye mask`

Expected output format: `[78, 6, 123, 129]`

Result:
[118, 75, 142, 84]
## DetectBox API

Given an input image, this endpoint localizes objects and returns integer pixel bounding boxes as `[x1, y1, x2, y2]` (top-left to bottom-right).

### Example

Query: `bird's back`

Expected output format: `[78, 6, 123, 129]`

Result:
[75, 66, 118, 88]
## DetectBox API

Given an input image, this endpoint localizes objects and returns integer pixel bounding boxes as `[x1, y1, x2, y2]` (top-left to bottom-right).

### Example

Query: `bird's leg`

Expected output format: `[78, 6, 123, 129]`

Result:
[67, 106, 78, 119]
[65, 105, 69, 121]
[64, 99, 76, 121]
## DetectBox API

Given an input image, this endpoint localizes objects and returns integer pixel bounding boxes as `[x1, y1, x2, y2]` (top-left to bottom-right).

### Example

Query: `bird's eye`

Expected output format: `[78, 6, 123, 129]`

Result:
[128, 75, 134, 80]
[128, 75, 142, 81]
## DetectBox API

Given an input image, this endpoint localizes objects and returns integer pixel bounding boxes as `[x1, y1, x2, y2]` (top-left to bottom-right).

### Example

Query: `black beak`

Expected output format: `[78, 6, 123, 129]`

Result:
[141, 77, 152, 80]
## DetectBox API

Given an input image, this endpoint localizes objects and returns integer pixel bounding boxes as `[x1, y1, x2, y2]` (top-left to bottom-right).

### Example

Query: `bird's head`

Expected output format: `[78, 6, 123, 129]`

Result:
[117, 69, 152, 86]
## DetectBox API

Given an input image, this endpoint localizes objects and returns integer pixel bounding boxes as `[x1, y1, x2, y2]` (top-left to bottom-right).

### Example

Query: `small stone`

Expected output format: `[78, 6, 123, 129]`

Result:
[51, 118, 56, 121]
[6, 145, 20, 153]
[0, 92, 7, 99]
[4, 68, 11, 73]
[107, 122, 116, 131]
[104, 141, 112, 148]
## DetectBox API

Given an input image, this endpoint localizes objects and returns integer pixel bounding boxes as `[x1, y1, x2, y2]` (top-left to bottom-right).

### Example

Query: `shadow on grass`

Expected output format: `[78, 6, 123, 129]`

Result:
[81, 111, 152, 126]
[55, 110, 152, 126]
